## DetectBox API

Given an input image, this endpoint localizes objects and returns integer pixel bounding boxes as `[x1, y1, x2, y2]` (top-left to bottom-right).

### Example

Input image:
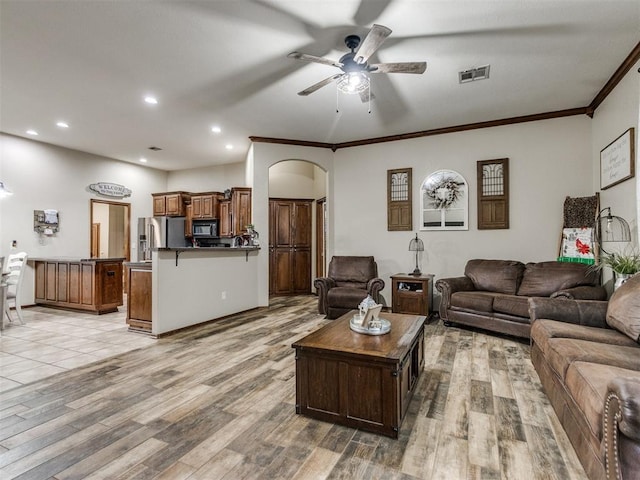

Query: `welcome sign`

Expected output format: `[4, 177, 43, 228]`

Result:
[88, 182, 132, 198]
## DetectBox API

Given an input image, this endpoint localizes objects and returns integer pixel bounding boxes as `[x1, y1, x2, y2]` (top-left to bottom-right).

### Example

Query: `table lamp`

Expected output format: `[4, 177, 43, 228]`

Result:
[409, 233, 424, 276]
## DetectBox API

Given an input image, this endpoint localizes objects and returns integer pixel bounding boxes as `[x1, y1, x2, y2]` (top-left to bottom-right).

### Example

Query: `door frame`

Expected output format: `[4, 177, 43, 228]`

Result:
[90, 199, 131, 260]
[316, 197, 326, 280]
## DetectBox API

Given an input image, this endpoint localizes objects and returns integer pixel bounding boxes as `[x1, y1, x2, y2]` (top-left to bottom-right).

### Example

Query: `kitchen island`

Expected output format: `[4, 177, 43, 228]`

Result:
[32, 257, 124, 314]
[125, 246, 260, 336]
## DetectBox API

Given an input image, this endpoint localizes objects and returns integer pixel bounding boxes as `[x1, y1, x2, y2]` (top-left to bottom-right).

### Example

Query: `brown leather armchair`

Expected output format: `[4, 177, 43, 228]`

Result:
[314, 256, 385, 319]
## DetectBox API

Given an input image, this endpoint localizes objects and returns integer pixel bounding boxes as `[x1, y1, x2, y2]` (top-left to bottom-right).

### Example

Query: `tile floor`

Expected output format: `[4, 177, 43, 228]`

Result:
[0, 300, 155, 392]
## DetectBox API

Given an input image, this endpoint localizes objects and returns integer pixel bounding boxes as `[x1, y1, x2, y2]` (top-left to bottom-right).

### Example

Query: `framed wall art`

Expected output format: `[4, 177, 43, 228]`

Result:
[477, 158, 509, 230]
[600, 127, 635, 190]
[420, 169, 468, 231]
[387, 168, 412, 231]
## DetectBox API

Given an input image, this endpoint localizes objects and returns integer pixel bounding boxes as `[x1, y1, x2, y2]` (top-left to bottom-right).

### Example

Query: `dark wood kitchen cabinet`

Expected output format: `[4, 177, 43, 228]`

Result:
[125, 262, 152, 333]
[152, 191, 191, 217]
[269, 198, 312, 295]
[33, 258, 124, 314]
[218, 188, 252, 237]
[191, 192, 220, 219]
[219, 199, 232, 237]
[231, 187, 252, 235]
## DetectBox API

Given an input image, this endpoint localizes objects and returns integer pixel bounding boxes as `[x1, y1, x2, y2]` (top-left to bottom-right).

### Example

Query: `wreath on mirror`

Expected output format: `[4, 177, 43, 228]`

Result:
[424, 176, 464, 209]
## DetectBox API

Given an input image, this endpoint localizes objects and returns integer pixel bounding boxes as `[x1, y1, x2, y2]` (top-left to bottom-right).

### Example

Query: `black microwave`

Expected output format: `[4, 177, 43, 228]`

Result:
[192, 220, 218, 238]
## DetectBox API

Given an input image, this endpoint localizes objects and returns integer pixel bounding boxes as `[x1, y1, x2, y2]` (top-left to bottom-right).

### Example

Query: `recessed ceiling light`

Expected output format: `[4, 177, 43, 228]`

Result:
[144, 96, 158, 105]
[211, 126, 221, 134]
[26, 129, 38, 135]
[139, 157, 148, 163]
[56, 121, 69, 128]
[225, 144, 233, 150]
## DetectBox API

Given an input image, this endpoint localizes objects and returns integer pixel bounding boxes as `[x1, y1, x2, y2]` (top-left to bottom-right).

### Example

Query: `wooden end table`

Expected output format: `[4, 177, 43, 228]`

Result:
[391, 273, 434, 316]
[292, 311, 426, 438]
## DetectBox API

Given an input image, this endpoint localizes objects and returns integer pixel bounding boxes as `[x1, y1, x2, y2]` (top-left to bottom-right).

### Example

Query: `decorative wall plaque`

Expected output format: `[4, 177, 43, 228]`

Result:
[88, 182, 132, 198]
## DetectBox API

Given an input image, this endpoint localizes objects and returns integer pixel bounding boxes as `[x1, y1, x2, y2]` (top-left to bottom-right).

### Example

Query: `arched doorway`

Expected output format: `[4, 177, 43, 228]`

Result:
[268, 160, 327, 296]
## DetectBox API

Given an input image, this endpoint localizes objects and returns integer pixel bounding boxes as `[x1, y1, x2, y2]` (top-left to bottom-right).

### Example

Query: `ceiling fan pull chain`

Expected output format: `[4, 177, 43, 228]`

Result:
[368, 87, 372, 114]
[336, 85, 340, 114]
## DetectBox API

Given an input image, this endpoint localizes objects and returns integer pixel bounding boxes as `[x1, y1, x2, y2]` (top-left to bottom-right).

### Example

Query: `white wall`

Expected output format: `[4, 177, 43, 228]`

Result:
[0, 133, 168, 303]
[269, 160, 325, 199]
[249, 143, 334, 306]
[591, 60, 640, 246]
[332, 116, 593, 306]
[166, 162, 246, 192]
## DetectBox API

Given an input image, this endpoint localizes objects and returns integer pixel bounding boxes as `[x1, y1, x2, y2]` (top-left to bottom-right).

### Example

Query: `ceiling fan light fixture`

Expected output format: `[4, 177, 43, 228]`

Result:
[337, 72, 369, 95]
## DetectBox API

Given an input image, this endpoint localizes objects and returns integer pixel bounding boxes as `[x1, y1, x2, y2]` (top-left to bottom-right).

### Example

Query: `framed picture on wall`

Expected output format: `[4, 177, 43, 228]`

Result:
[420, 169, 468, 231]
[600, 127, 635, 190]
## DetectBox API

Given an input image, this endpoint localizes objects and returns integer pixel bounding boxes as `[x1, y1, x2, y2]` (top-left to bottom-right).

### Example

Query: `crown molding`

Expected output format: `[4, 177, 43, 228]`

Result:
[249, 42, 640, 151]
[587, 40, 640, 116]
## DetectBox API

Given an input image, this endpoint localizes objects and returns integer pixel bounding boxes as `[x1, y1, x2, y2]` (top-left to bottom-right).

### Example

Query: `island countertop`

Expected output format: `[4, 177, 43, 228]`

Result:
[31, 257, 124, 314]
[29, 256, 126, 263]
[155, 246, 260, 252]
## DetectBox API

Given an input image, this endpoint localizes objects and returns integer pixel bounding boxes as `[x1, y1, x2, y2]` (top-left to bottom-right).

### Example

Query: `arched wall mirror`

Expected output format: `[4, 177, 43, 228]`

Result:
[90, 199, 131, 260]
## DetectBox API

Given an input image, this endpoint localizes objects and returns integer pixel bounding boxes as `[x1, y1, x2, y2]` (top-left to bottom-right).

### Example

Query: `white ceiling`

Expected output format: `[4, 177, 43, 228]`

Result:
[1, 1, 639, 171]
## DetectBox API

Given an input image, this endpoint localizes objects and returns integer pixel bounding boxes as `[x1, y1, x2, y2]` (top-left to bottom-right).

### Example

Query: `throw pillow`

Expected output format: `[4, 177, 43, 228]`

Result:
[517, 261, 597, 297]
[606, 274, 640, 343]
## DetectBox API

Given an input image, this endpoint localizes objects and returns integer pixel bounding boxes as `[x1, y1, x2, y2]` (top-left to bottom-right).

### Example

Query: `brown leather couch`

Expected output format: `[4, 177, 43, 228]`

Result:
[529, 274, 640, 480]
[435, 259, 606, 338]
[314, 256, 385, 319]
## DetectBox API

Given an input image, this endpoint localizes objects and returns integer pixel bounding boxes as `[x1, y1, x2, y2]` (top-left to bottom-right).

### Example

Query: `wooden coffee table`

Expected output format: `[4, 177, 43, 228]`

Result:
[292, 311, 426, 438]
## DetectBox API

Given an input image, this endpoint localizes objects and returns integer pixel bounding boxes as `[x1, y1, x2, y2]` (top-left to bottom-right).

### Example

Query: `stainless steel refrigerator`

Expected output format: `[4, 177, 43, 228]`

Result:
[137, 216, 188, 261]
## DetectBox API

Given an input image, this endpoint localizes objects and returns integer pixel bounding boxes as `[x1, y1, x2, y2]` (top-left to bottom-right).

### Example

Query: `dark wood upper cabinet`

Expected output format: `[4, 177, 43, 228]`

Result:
[152, 192, 191, 217]
[191, 192, 220, 219]
[387, 168, 412, 231]
[477, 158, 509, 230]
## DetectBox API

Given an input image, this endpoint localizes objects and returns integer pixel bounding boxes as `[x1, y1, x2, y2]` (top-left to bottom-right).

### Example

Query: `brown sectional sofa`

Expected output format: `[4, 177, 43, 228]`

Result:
[435, 259, 607, 338]
[529, 274, 640, 480]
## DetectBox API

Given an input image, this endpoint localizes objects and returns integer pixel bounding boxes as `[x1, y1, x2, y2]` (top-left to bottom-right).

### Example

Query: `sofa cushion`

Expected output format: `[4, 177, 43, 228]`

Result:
[493, 295, 529, 318]
[450, 291, 497, 313]
[606, 274, 640, 343]
[565, 362, 640, 442]
[545, 338, 640, 380]
[326, 287, 369, 309]
[531, 320, 639, 358]
[464, 259, 525, 295]
[517, 261, 597, 297]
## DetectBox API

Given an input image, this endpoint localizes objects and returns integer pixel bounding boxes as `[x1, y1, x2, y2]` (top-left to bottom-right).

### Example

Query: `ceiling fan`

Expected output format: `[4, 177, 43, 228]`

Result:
[288, 24, 426, 102]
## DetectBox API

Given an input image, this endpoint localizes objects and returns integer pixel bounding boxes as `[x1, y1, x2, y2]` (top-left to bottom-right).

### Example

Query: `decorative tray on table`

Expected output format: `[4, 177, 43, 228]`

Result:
[349, 301, 390, 335]
[350, 314, 391, 335]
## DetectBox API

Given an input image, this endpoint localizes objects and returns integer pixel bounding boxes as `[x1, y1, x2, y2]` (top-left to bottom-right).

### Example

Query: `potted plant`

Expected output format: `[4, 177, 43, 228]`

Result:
[597, 250, 640, 289]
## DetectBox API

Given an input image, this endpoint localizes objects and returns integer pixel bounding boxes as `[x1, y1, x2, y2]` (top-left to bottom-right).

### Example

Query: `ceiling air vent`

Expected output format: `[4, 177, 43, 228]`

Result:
[459, 65, 490, 84]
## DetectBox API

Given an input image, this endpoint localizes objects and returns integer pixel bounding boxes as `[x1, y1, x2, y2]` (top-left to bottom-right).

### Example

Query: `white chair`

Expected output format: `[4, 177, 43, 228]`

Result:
[4, 251, 28, 325]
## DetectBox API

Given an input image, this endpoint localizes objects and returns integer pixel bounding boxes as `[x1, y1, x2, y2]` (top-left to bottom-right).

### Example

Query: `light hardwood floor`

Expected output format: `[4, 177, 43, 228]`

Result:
[0, 296, 587, 479]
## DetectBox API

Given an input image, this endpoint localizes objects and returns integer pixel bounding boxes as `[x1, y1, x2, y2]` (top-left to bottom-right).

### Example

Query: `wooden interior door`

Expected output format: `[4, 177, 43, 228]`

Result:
[269, 198, 313, 295]
[91, 223, 100, 258]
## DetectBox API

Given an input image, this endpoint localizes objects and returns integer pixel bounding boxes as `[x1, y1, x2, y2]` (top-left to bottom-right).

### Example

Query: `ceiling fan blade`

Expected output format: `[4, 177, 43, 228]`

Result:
[297, 74, 343, 96]
[370, 62, 427, 74]
[354, 24, 392, 64]
[288, 52, 342, 68]
[353, 0, 393, 26]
